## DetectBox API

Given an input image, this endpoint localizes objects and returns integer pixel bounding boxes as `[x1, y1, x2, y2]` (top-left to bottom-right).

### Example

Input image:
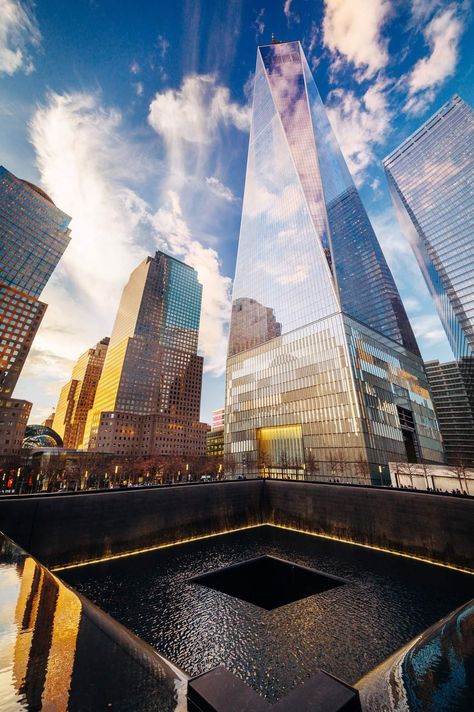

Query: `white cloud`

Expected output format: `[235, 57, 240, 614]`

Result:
[148, 74, 249, 152]
[148, 75, 251, 374]
[130, 60, 140, 74]
[26, 80, 244, 392]
[410, 314, 446, 345]
[157, 34, 169, 58]
[152, 191, 232, 375]
[0, 0, 41, 75]
[283, 0, 300, 25]
[27, 92, 148, 393]
[253, 8, 265, 37]
[326, 78, 392, 180]
[205, 176, 238, 203]
[134, 81, 144, 96]
[404, 5, 465, 115]
[322, 0, 391, 80]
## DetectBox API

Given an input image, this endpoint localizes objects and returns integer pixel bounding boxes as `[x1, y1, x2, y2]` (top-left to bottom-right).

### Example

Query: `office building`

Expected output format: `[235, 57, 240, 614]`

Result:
[383, 96, 474, 362]
[52, 337, 109, 449]
[207, 408, 224, 458]
[424, 359, 474, 466]
[225, 41, 443, 481]
[82, 252, 207, 456]
[0, 166, 71, 454]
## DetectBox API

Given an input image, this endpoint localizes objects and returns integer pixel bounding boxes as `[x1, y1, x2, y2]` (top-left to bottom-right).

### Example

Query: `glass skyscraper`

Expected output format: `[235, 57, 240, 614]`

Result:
[82, 251, 207, 456]
[0, 166, 71, 455]
[384, 96, 474, 464]
[225, 41, 443, 481]
[383, 95, 474, 362]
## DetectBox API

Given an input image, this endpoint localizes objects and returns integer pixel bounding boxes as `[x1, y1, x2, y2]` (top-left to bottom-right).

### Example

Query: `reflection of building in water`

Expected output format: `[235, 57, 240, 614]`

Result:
[82, 251, 207, 456]
[229, 298, 281, 356]
[225, 41, 443, 482]
[4, 539, 182, 710]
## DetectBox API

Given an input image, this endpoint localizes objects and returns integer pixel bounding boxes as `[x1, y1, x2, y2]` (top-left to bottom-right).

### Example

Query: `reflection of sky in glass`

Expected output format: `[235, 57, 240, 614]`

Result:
[230, 42, 419, 357]
[231, 47, 338, 353]
[384, 96, 474, 360]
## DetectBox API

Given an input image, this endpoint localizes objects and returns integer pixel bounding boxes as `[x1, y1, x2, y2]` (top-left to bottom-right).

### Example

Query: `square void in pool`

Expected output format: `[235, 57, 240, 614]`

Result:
[191, 554, 347, 609]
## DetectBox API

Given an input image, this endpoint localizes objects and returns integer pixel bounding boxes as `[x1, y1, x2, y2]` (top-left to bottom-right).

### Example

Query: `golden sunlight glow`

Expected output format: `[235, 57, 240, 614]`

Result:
[52, 523, 474, 576]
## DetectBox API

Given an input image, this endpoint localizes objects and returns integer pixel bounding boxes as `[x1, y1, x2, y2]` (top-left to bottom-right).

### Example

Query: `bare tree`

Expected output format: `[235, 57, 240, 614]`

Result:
[304, 450, 319, 482]
[452, 457, 467, 494]
[224, 453, 237, 478]
[279, 449, 289, 479]
[419, 461, 432, 491]
[354, 454, 371, 485]
[257, 444, 272, 478]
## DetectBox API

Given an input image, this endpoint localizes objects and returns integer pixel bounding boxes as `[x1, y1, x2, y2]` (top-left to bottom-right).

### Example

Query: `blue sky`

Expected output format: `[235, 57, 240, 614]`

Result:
[1, 0, 473, 424]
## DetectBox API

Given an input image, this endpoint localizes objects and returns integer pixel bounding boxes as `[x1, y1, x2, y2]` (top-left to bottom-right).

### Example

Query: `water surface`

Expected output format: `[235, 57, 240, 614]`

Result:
[61, 526, 474, 703]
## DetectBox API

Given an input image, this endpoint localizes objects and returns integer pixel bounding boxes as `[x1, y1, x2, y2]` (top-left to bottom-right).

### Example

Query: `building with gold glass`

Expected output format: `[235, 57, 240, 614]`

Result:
[225, 42, 444, 483]
[52, 337, 109, 449]
[82, 251, 207, 456]
[0, 166, 71, 455]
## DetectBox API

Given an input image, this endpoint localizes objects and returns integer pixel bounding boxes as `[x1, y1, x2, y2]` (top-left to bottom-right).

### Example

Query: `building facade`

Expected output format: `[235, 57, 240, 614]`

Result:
[52, 337, 109, 449]
[82, 252, 207, 456]
[383, 96, 474, 362]
[0, 166, 71, 454]
[207, 408, 224, 458]
[424, 359, 474, 466]
[225, 41, 443, 482]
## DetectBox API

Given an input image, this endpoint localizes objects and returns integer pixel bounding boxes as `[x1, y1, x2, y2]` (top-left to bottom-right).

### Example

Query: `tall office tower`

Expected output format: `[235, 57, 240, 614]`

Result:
[82, 252, 207, 456]
[52, 337, 110, 449]
[225, 41, 443, 481]
[383, 96, 474, 362]
[0, 166, 71, 455]
[383, 96, 474, 460]
[425, 360, 474, 466]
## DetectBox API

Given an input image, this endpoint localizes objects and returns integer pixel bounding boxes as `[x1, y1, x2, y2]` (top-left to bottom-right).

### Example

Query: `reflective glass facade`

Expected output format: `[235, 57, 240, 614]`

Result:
[83, 252, 207, 456]
[226, 42, 442, 479]
[52, 337, 109, 449]
[383, 96, 474, 361]
[0, 166, 71, 399]
[424, 359, 474, 466]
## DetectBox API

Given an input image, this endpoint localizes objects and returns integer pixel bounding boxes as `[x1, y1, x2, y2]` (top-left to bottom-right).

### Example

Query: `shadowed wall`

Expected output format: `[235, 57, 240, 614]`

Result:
[0, 480, 473, 570]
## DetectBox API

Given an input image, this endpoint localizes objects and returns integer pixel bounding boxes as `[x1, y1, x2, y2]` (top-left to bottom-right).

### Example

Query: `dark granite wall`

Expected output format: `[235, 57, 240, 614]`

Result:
[0, 480, 473, 570]
[0, 481, 265, 568]
[265, 481, 474, 570]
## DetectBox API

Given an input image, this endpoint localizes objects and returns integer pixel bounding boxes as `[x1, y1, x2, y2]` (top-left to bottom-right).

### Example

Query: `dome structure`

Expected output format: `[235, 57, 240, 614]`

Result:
[22, 424, 63, 449]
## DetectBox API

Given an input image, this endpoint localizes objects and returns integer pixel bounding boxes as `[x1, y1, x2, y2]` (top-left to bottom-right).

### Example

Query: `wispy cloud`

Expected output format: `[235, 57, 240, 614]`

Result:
[133, 81, 144, 96]
[253, 8, 265, 38]
[130, 60, 140, 74]
[404, 4, 467, 116]
[148, 73, 250, 374]
[152, 191, 233, 375]
[148, 74, 250, 189]
[0, 0, 41, 75]
[283, 0, 300, 26]
[326, 78, 392, 181]
[322, 0, 391, 81]
[205, 176, 238, 203]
